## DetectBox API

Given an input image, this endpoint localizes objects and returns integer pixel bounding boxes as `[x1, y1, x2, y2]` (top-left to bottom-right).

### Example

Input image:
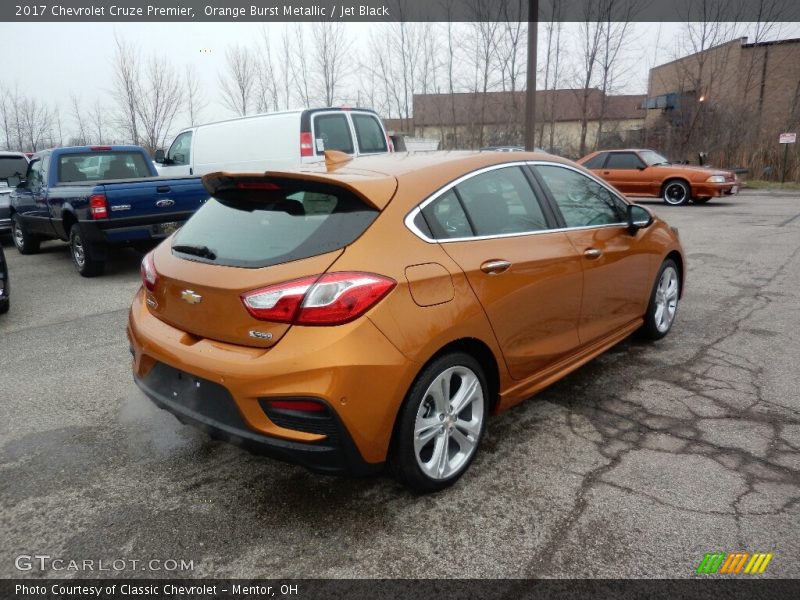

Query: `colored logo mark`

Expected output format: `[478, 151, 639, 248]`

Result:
[696, 552, 773, 574]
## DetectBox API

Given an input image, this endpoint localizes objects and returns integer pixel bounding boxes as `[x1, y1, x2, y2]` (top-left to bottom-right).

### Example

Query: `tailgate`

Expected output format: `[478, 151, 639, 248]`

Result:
[103, 178, 207, 220]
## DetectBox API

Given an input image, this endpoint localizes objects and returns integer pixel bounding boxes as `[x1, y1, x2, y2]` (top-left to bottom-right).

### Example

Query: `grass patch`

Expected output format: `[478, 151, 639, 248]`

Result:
[743, 179, 800, 190]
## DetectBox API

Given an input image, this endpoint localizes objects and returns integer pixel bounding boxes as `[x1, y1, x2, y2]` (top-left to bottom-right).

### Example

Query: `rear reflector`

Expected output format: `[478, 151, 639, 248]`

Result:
[300, 131, 314, 157]
[242, 272, 396, 326]
[89, 194, 108, 219]
[263, 399, 327, 413]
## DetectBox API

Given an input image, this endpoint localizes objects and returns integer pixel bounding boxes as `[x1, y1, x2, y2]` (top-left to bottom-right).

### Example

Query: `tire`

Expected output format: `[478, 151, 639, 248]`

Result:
[390, 352, 488, 493]
[662, 179, 691, 206]
[0, 297, 8, 314]
[693, 196, 711, 204]
[11, 214, 40, 255]
[639, 259, 680, 341]
[69, 224, 105, 277]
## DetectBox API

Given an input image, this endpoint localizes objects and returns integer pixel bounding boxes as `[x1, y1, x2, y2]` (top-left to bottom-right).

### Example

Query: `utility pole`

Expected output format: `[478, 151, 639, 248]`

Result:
[524, 0, 539, 151]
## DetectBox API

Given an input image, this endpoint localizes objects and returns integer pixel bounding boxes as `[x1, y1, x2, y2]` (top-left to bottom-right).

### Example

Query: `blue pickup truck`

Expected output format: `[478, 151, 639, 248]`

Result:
[10, 145, 208, 276]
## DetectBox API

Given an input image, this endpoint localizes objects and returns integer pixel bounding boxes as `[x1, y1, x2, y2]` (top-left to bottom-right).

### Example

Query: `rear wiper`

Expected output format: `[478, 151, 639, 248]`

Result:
[172, 244, 217, 260]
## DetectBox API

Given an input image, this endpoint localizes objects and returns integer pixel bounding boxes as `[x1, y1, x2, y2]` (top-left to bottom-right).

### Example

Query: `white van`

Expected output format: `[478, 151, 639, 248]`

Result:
[155, 108, 393, 177]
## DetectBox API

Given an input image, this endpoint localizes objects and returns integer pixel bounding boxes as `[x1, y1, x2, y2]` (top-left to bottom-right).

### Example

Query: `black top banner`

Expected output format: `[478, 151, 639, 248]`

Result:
[4, 0, 800, 23]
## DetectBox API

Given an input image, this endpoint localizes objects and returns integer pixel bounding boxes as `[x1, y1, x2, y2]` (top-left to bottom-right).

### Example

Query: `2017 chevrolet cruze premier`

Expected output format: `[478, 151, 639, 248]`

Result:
[128, 151, 684, 492]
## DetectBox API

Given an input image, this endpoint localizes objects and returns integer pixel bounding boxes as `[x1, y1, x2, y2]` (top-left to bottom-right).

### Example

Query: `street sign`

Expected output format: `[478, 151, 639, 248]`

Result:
[779, 132, 796, 144]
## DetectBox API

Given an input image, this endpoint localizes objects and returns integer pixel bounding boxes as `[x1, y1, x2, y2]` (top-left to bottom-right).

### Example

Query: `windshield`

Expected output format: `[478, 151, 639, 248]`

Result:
[0, 156, 29, 181]
[639, 150, 670, 166]
[172, 178, 378, 268]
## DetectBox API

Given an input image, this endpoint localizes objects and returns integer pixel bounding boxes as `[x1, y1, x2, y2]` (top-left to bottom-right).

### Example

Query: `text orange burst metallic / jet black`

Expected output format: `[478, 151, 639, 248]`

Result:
[128, 150, 684, 492]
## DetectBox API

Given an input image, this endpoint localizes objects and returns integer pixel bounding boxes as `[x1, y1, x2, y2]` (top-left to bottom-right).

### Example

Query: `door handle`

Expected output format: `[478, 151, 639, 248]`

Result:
[156, 186, 171, 193]
[583, 248, 602, 259]
[480, 259, 511, 275]
[602, 171, 610, 175]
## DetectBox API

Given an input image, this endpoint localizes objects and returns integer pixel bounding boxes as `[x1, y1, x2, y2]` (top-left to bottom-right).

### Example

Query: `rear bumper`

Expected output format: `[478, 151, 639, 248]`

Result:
[79, 211, 194, 245]
[127, 288, 417, 473]
[133, 362, 377, 475]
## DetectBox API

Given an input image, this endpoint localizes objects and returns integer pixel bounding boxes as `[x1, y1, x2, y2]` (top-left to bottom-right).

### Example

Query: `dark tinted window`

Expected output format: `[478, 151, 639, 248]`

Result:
[456, 166, 548, 236]
[314, 114, 354, 155]
[605, 152, 644, 169]
[582, 153, 607, 169]
[172, 179, 377, 268]
[536, 165, 627, 227]
[421, 189, 473, 239]
[0, 156, 28, 180]
[58, 152, 151, 182]
[352, 114, 387, 153]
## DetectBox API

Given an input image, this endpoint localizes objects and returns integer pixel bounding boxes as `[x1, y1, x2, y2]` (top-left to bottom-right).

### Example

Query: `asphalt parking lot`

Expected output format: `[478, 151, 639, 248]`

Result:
[1, 189, 799, 579]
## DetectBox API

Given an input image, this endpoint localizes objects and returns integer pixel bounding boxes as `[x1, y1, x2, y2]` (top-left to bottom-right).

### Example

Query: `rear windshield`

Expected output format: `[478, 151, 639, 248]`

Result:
[172, 179, 378, 268]
[58, 151, 151, 183]
[0, 156, 28, 181]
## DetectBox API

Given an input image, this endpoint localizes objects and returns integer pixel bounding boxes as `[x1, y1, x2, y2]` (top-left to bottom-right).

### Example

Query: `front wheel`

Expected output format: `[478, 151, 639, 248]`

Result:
[390, 352, 488, 493]
[11, 215, 40, 255]
[69, 224, 105, 277]
[639, 259, 680, 341]
[662, 180, 691, 206]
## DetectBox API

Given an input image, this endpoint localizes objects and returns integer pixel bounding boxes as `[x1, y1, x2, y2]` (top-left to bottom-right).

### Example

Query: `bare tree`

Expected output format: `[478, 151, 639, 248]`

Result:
[89, 100, 108, 145]
[70, 94, 89, 145]
[136, 56, 182, 153]
[311, 22, 351, 106]
[254, 28, 280, 113]
[291, 24, 312, 107]
[219, 44, 256, 116]
[111, 35, 141, 145]
[19, 96, 52, 151]
[184, 65, 207, 126]
[573, 8, 605, 156]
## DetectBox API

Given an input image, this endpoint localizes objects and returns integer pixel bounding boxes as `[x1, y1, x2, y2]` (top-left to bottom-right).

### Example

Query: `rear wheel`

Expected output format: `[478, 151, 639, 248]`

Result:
[662, 180, 691, 206]
[69, 224, 105, 277]
[0, 297, 8, 314]
[390, 352, 488, 493]
[11, 215, 40, 255]
[639, 259, 680, 341]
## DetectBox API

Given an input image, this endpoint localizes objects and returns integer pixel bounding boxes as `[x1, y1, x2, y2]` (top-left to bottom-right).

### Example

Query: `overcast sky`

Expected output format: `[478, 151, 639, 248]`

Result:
[2, 21, 799, 139]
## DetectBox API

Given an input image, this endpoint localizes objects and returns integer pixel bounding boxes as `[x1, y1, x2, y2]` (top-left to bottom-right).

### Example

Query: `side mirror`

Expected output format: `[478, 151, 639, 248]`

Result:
[638, 164, 647, 171]
[154, 149, 165, 163]
[627, 204, 653, 235]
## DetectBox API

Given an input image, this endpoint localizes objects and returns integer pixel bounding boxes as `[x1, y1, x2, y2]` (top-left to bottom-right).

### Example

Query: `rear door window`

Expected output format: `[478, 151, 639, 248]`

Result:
[352, 114, 387, 154]
[421, 189, 473, 239]
[172, 178, 378, 268]
[313, 114, 354, 155]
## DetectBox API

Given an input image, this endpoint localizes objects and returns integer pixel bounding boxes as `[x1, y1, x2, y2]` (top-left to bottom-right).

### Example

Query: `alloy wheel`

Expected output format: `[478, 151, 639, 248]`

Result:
[413, 366, 484, 480]
[654, 265, 679, 333]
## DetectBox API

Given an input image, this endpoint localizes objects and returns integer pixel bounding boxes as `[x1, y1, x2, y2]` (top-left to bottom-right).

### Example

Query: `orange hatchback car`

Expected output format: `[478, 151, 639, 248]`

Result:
[128, 151, 684, 492]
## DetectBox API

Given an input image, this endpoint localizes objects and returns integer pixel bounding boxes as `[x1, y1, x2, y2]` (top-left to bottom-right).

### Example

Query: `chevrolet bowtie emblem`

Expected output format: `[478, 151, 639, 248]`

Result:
[181, 290, 202, 305]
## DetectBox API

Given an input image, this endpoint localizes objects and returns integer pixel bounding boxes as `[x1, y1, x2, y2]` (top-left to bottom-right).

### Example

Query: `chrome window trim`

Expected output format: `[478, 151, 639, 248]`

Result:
[404, 160, 631, 244]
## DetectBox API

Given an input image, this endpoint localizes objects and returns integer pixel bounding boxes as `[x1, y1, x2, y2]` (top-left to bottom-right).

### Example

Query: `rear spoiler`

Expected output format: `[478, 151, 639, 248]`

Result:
[202, 167, 397, 211]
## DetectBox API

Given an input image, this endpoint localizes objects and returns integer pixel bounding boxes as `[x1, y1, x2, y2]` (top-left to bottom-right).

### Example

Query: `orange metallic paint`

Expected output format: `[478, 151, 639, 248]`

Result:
[128, 151, 684, 469]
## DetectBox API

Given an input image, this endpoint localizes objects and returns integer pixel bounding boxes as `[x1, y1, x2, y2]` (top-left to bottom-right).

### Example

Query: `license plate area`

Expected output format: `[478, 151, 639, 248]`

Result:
[153, 221, 182, 236]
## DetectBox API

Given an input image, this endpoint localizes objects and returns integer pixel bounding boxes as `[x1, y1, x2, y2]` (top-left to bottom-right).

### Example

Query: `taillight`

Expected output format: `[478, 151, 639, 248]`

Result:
[387, 135, 394, 152]
[90, 146, 112, 151]
[141, 252, 158, 292]
[300, 131, 314, 157]
[241, 272, 396, 326]
[89, 194, 108, 219]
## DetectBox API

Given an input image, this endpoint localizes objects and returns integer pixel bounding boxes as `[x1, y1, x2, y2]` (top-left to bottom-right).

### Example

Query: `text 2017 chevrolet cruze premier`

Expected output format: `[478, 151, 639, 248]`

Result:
[128, 151, 684, 492]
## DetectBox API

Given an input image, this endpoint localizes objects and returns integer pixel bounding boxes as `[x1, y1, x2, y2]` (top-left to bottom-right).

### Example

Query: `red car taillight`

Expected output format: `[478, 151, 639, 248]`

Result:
[89, 194, 108, 219]
[241, 272, 396, 326]
[300, 131, 314, 157]
[141, 252, 159, 292]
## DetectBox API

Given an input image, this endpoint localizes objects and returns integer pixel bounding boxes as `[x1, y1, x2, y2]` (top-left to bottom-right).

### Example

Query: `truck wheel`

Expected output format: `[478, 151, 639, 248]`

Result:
[11, 215, 41, 255]
[69, 224, 105, 277]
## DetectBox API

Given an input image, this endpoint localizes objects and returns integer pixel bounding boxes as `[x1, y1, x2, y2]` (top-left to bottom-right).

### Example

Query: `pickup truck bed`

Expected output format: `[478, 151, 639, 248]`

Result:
[10, 145, 208, 276]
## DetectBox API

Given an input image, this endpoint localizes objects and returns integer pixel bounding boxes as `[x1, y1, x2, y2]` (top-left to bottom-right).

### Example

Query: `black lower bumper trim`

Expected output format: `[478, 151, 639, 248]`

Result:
[133, 363, 381, 476]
